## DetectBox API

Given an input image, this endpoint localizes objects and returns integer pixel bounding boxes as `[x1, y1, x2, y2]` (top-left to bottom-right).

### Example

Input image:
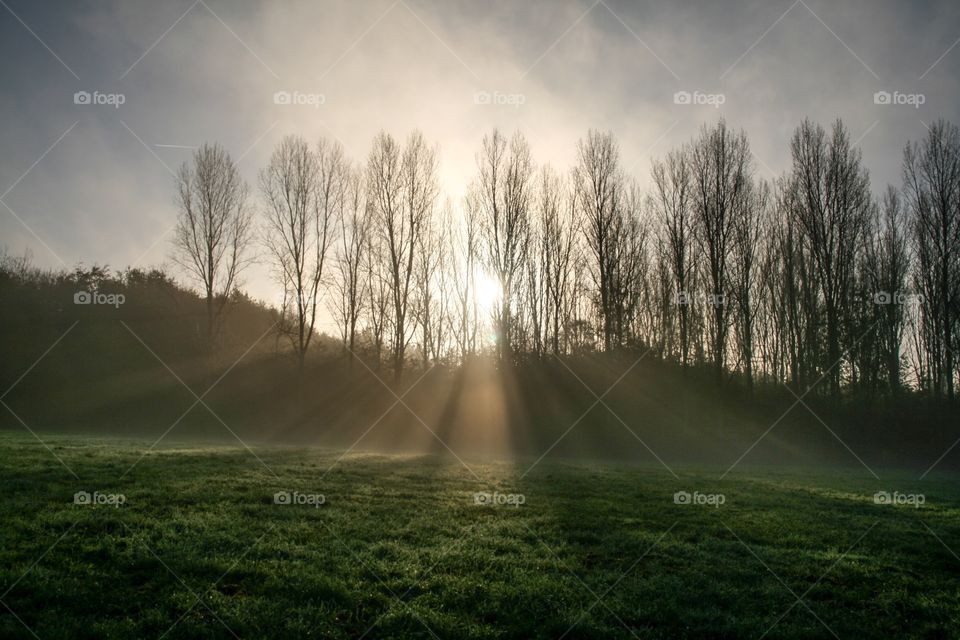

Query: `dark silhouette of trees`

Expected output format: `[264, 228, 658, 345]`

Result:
[650, 147, 695, 369]
[690, 119, 752, 382]
[732, 179, 770, 392]
[473, 129, 533, 362]
[154, 117, 960, 406]
[537, 166, 578, 355]
[329, 165, 369, 364]
[575, 129, 627, 352]
[452, 192, 480, 361]
[260, 135, 342, 373]
[173, 142, 254, 348]
[858, 186, 910, 395]
[366, 131, 438, 380]
[787, 119, 871, 397]
[904, 120, 960, 399]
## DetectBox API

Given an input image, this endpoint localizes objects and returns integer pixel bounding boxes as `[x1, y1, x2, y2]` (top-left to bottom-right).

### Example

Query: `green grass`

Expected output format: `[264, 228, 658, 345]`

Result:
[1, 432, 958, 639]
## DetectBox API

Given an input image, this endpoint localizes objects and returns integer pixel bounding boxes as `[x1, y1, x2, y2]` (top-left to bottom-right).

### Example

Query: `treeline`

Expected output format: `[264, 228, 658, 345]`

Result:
[169, 117, 959, 400]
[0, 256, 313, 438]
[1, 241, 956, 467]
[0, 257, 281, 364]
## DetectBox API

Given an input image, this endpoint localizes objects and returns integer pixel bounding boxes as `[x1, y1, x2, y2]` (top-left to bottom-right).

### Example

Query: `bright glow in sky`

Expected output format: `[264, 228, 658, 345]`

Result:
[1, 0, 958, 333]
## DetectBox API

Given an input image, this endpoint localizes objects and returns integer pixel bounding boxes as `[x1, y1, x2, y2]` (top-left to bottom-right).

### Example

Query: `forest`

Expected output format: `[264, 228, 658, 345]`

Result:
[155, 115, 960, 400]
[4, 116, 959, 468]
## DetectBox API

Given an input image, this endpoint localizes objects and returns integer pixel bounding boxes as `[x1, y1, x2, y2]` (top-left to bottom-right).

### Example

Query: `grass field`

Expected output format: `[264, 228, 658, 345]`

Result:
[1, 431, 958, 639]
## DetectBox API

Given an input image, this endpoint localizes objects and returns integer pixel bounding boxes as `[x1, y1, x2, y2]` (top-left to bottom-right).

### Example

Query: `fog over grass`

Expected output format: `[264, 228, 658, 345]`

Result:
[2, 432, 957, 639]
[3, 3, 960, 638]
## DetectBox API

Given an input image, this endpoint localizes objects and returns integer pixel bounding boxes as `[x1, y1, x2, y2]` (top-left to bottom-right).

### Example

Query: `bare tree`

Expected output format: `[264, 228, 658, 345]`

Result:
[650, 147, 694, 368]
[368, 131, 438, 381]
[364, 228, 390, 369]
[690, 119, 753, 382]
[537, 166, 578, 354]
[789, 119, 871, 397]
[732, 179, 770, 392]
[474, 129, 534, 362]
[904, 119, 960, 398]
[611, 179, 649, 347]
[223, 117, 960, 404]
[453, 195, 480, 361]
[329, 165, 369, 364]
[574, 129, 626, 351]
[173, 142, 253, 347]
[414, 202, 451, 365]
[767, 177, 822, 390]
[261, 134, 343, 373]
[859, 186, 910, 393]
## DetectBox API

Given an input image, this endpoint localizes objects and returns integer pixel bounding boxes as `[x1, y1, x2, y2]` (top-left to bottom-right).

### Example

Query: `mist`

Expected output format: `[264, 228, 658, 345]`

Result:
[3, 2, 960, 638]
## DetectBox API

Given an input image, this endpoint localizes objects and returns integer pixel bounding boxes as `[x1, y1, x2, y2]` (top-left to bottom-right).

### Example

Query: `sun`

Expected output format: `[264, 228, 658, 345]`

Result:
[473, 269, 502, 315]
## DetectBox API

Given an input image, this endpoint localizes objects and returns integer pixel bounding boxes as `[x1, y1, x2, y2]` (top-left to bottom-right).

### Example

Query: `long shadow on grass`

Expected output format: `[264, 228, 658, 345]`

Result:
[511, 460, 960, 639]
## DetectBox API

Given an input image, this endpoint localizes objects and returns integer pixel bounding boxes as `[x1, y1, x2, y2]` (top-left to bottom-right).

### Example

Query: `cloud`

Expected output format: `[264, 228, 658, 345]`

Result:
[0, 0, 958, 315]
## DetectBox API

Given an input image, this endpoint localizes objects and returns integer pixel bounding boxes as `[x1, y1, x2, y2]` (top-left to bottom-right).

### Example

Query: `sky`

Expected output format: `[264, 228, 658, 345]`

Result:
[1, 0, 958, 331]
